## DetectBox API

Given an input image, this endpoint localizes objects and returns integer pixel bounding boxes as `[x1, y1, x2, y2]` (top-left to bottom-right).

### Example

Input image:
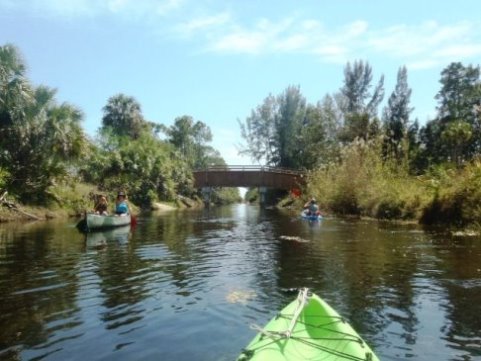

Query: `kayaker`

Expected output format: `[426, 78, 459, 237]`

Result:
[94, 195, 109, 215]
[303, 198, 320, 216]
[115, 191, 130, 216]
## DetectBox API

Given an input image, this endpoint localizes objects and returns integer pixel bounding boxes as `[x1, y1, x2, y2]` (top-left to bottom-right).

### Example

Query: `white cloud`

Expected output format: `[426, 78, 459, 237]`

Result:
[434, 44, 481, 58]
[342, 20, 368, 39]
[364, 20, 481, 69]
[273, 34, 309, 52]
[204, 16, 298, 55]
[209, 30, 266, 54]
[408, 59, 440, 70]
[185, 16, 481, 69]
[366, 21, 473, 58]
[6, 0, 481, 69]
[175, 12, 231, 37]
[301, 19, 322, 31]
[313, 44, 349, 64]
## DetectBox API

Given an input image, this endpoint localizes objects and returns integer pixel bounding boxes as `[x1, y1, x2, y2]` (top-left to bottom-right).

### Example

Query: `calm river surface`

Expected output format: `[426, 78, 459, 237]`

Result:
[0, 204, 480, 361]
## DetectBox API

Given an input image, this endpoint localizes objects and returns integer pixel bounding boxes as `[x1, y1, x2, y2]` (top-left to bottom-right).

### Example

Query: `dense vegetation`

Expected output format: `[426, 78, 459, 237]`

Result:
[3, 40, 481, 227]
[0, 43, 239, 213]
[239, 61, 481, 228]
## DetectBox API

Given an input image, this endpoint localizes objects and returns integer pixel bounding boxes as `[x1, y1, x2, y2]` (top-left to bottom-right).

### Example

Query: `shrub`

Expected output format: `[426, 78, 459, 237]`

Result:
[421, 160, 481, 227]
[307, 138, 430, 220]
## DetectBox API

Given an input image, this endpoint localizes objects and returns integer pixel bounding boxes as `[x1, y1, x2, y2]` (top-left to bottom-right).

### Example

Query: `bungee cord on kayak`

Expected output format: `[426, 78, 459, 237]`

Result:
[243, 316, 372, 361]
[276, 313, 365, 345]
[238, 288, 379, 361]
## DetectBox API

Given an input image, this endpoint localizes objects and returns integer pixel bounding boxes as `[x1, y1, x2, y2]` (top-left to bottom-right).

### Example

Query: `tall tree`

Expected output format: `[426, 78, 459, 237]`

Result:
[274, 85, 306, 168]
[340, 60, 384, 117]
[441, 120, 473, 166]
[239, 94, 277, 164]
[339, 60, 384, 142]
[436, 62, 480, 121]
[0, 70, 87, 203]
[419, 62, 481, 166]
[164, 115, 213, 169]
[239, 86, 307, 168]
[0, 45, 87, 202]
[0, 44, 33, 126]
[85, 132, 191, 205]
[296, 96, 342, 169]
[382, 66, 414, 161]
[101, 94, 148, 139]
[22, 89, 86, 199]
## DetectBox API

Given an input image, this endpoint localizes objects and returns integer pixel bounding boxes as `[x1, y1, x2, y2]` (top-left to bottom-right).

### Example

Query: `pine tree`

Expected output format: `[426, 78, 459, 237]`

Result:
[339, 60, 384, 142]
[382, 66, 413, 161]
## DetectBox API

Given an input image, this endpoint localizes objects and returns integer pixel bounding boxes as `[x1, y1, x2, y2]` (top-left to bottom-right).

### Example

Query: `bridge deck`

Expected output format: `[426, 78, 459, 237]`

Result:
[193, 165, 305, 189]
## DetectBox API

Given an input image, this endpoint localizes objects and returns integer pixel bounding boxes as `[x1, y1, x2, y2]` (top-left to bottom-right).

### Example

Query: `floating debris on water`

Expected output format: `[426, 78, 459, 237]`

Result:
[451, 230, 479, 237]
[226, 289, 256, 304]
[279, 235, 310, 243]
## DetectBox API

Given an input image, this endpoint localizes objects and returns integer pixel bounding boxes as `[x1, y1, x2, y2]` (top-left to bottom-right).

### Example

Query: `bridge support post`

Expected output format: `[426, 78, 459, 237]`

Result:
[259, 187, 267, 206]
[201, 187, 212, 205]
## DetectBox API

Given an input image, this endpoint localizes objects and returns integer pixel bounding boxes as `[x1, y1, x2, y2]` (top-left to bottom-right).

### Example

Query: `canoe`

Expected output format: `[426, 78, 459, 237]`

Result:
[238, 288, 380, 361]
[301, 212, 322, 221]
[85, 213, 131, 230]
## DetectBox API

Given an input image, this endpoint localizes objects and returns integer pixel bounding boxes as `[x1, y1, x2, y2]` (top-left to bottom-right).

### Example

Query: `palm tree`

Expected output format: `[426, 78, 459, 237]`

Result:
[101, 94, 147, 139]
[0, 44, 33, 126]
[46, 101, 86, 160]
[0, 45, 88, 202]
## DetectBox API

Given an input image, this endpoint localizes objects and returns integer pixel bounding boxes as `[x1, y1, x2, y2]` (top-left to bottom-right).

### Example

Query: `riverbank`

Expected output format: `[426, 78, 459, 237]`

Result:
[0, 183, 132, 223]
[0, 200, 192, 223]
[0, 181, 209, 223]
[0, 204, 65, 222]
[299, 156, 481, 230]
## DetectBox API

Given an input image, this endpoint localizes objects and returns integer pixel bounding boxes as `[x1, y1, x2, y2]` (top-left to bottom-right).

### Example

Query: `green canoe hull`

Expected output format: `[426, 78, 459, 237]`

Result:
[238, 291, 380, 361]
[86, 213, 131, 230]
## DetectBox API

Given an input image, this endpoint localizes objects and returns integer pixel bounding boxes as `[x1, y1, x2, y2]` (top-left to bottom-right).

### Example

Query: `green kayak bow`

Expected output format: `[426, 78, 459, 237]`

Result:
[238, 288, 380, 361]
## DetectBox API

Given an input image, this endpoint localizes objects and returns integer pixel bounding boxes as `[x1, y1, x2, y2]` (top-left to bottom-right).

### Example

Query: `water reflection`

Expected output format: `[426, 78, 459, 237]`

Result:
[430, 235, 481, 359]
[0, 221, 84, 360]
[84, 225, 131, 249]
[0, 206, 480, 360]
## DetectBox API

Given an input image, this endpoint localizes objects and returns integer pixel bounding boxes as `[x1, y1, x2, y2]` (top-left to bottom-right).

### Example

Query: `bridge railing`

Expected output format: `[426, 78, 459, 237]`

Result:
[195, 165, 306, 175]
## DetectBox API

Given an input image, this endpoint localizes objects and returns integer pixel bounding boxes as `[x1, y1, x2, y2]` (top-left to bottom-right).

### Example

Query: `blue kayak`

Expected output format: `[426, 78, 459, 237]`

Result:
[301, 211, 322, 221]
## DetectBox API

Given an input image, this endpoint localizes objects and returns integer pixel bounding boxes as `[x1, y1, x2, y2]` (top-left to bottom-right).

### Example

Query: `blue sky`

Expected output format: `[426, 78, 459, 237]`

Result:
[2, 0, 481, 165]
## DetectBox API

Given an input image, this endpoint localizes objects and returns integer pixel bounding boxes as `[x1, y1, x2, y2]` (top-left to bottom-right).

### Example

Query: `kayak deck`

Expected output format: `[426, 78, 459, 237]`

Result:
[238, 289, 379, 361]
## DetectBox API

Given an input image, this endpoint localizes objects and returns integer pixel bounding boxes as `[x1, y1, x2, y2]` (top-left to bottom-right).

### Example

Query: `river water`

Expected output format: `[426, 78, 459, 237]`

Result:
[0, 204, 480, 361]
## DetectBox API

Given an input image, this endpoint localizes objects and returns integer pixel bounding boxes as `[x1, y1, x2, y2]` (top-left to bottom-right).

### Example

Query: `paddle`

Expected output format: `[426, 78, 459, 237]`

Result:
[131, 214, 137, 227]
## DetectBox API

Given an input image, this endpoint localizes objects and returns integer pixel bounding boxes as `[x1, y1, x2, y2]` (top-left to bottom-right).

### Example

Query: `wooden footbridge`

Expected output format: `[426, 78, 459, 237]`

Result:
[193, 165, 306, 190]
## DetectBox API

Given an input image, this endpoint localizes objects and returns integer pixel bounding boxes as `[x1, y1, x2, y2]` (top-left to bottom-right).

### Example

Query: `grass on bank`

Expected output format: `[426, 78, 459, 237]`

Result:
[303, 139, 481, 229]
[0, 181, 139, 221]
[1, 180, 240, 222]
[420, 160, 481, 228]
